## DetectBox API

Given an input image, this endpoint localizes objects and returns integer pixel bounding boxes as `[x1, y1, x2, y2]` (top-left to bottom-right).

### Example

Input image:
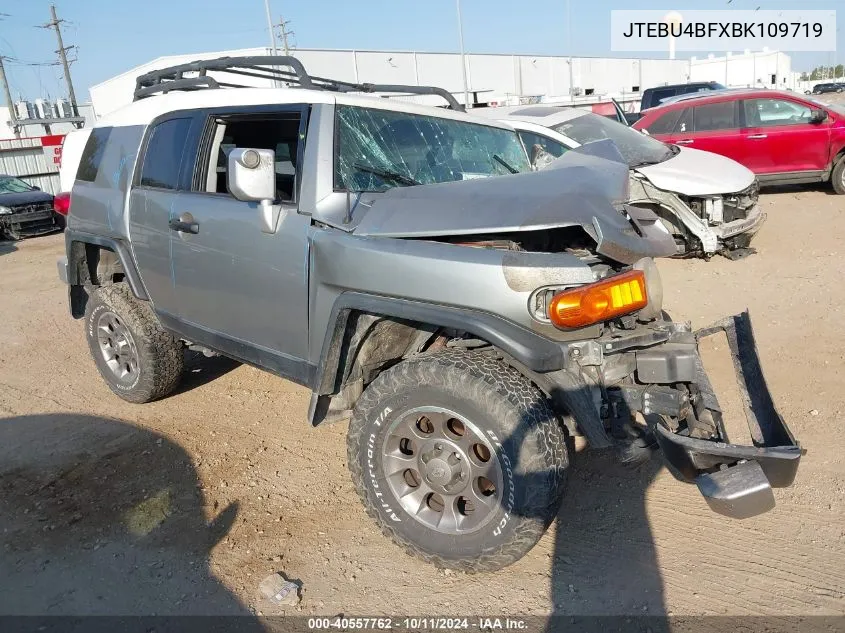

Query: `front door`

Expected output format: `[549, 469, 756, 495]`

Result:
[739, 97, 831, 176]
[168, 107, 312, 378]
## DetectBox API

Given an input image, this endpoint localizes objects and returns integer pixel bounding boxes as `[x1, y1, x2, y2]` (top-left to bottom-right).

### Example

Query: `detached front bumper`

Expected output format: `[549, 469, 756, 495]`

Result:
[651, 312, 801, 518]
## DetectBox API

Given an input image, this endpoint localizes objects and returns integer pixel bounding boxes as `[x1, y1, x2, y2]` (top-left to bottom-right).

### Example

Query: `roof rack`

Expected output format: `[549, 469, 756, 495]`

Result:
[133, 55, 465, 111]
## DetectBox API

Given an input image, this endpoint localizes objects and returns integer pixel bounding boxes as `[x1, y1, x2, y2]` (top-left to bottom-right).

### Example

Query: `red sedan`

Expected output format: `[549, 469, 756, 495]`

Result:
[633, 89, 845, 194]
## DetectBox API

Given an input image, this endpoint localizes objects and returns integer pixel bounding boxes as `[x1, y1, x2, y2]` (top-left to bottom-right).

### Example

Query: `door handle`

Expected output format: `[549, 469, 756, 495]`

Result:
[675, 139, 694, 144]
[169, 212, 199, 234]
[747, 134, 768, 139]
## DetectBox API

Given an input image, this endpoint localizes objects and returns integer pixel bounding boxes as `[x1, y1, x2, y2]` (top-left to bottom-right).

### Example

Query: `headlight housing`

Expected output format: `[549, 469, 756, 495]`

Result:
[548, 270, 648, 330]
[0, 205, 12, 215]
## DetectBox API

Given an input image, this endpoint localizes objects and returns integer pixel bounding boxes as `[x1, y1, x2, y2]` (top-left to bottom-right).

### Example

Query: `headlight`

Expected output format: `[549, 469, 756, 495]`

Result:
[547, 270, 648, 330]
[0, 205, 12, 215]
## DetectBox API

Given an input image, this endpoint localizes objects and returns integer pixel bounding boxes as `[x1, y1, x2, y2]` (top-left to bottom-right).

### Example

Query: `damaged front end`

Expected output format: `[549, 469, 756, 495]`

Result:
[0, 200, 61, 240]
[628, 176, 765, 260]
[335, 142, 798, 518]
[536, 287, 801, 519]
[601, 312, 799, 518]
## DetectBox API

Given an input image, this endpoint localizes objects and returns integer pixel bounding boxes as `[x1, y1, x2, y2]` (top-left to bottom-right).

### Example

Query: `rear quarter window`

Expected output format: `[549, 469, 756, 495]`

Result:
[75, 125, 144, 192]
[76, 127, 113, 183]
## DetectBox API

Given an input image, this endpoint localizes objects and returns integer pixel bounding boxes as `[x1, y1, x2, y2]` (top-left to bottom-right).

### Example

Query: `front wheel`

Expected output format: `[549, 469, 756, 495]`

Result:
[84, 284, 184, 403]
[347, 351, 569, 572]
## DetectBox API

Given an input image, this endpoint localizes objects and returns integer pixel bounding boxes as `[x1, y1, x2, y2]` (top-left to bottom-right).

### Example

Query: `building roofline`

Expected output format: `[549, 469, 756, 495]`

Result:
[89, 48, 692, 91]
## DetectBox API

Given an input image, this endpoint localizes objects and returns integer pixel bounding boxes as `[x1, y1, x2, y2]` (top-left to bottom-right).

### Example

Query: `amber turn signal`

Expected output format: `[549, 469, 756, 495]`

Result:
[548, 270, 648, 329]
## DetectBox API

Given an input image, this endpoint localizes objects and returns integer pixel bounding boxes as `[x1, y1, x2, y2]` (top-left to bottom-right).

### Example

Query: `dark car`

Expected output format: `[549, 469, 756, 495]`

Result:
[0, 175, 61, 240]
[634, 81, 726, 117]
[811, 83, 844, 94]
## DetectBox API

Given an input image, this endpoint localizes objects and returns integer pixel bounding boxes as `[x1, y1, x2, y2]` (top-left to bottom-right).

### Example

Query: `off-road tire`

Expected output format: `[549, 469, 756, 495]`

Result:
[84, 283, 183, 403]
[347, 350, 569, 572]
[832, 155, 845, 195]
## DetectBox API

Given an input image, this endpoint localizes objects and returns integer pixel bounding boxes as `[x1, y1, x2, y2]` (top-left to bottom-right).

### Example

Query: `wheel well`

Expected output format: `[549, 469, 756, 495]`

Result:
[310, 310, 557, 427]
[68, 241, 126, 318]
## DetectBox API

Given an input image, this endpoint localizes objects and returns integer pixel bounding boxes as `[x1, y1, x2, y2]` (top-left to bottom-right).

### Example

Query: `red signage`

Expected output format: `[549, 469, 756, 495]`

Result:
[41, 134, 65, 168]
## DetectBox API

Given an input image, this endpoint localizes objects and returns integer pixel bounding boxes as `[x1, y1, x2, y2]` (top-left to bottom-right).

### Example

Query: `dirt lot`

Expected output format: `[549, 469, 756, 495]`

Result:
[1, 186, 844, 618]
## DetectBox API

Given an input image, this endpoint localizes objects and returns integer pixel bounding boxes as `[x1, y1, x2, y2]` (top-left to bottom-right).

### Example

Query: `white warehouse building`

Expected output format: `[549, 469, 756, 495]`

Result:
[88, 46, 800, 118]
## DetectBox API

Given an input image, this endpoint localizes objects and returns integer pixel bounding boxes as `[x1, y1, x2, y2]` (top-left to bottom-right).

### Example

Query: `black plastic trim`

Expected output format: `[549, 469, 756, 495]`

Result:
[65, 230, 149, 301]
[157, 311, 316, 388]
[314, 292, 567, 396]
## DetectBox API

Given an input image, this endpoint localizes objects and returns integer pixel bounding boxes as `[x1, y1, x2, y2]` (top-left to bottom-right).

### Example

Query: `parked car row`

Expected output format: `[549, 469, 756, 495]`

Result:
[54, 56, 801, 574]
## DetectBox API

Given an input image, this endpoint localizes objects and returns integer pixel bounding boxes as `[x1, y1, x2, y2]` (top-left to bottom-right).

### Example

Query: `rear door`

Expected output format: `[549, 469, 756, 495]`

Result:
[739, 97, 831, 175]
[129, 115, 198, 315]
[674, 100, 745, 164]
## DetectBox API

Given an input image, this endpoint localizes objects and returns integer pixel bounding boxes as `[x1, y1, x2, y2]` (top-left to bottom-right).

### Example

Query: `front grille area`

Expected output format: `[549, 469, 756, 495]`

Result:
[723, 180, 759, 223]
[1, 202, 59, 237]
[10, 201, 54, 217]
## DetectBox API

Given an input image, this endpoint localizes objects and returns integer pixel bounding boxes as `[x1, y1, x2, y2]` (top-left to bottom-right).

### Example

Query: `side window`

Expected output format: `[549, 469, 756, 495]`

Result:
[139, 118, 192, 190]
[202, 113, 302, 202]
[743, 98, 812, 128]
[77, 127, 113, 182]
[518, 131, 568, 158]
[646, 109, 684, 135]
[693, 102, 739, 132]
[674, 108, 693, 134]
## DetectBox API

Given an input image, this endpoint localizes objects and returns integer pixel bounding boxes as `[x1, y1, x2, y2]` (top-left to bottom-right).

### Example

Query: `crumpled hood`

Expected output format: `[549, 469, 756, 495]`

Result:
[353, 142, 676, 264]
[0, 191, 54, 207]
[636, 146, 755, 196]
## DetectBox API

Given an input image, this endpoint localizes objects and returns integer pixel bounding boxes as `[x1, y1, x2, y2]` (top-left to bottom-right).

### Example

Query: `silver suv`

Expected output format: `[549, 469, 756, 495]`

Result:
[58, 57, 801, 571]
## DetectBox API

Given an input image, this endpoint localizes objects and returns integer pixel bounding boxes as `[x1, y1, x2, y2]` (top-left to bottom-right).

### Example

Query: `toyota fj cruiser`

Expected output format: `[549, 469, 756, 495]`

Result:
[58, 57, 801, 571]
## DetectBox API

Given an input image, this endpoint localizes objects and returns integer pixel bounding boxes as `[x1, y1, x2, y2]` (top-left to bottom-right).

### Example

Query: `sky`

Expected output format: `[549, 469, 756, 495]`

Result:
[1, 0, 843, 102]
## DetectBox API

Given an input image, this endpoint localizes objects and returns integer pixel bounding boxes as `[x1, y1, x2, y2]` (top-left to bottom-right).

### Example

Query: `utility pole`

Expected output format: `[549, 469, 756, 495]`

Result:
[456, 0, 470, 109]
[0, 56, 20, 137]
[277, 17, 294, 56]
[566, 0, 573, 98]
[263, 0, 279, 55]
[42, 4, 79, 117]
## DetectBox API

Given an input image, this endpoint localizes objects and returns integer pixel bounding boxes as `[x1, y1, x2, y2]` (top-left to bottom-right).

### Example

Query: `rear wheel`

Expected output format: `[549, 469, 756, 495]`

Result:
[84, 284, 184, 403]
[832, 156, 845, 195]
[347, 351, 569, 572]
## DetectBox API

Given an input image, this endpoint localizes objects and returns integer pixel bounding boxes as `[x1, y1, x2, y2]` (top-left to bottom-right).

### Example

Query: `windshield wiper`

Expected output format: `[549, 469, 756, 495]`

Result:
[493, 154, 519, 174]
[353, 163, 419, 187]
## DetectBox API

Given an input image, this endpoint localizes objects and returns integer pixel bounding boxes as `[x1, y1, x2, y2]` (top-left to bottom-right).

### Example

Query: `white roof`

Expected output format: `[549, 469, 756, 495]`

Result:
[97, 87, 514, 130]
[472, 105, 591, 127]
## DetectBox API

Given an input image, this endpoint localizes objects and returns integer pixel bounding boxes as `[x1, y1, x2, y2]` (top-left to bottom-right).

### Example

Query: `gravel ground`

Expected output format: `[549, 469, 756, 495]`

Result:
[0, 185, 843, 618]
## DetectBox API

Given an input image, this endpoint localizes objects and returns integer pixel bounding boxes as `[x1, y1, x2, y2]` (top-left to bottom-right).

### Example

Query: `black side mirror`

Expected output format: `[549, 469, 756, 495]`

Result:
[810, 109, 828, 124]
[31, 185, 41, 191]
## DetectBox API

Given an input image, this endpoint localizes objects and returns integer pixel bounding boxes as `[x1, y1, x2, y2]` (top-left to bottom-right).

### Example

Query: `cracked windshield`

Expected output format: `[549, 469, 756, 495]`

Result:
[335, 105, 530, 192]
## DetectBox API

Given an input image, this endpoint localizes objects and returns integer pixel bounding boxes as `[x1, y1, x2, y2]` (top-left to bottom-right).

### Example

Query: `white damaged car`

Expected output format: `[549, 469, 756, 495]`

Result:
[476, 105, 763, 259]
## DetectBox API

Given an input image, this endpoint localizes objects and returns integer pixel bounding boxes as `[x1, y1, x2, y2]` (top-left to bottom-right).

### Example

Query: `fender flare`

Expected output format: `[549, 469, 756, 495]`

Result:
[312, 291, 568, 402]
[309, 292, 611, 447]
[65, 230, 149, 301]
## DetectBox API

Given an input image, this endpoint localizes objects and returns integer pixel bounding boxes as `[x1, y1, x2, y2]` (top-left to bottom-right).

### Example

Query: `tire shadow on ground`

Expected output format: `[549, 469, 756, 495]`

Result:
[0, 413, 261, 625]
[549, 450, 667, 623]
[175, 351, 242, 396]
